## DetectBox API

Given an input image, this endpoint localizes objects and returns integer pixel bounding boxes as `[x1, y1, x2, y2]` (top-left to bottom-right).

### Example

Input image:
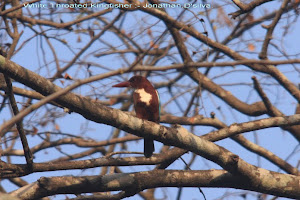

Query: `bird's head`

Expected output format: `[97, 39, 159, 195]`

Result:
[112, 75, 150, 89]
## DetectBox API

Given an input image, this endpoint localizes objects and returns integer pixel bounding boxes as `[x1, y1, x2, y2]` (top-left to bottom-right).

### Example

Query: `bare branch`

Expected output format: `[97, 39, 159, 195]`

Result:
[10, 170, 300, 199]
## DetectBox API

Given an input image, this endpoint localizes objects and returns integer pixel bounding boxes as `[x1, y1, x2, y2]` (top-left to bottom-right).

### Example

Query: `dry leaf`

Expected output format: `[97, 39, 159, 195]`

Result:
[64, 73, 73, 80]
[92, 20, 99, 25]
[150, 40, 154, 47]
[149, 41, 159, 49]
[88, 27, 94, 38]
[110, 98, 117, 105]
[147, 29, 153, 37]
[248, 43, 255, 51]
[32, 126, 38, 135]
[247, 14, 254, 22]
[77, 35, 81, 43]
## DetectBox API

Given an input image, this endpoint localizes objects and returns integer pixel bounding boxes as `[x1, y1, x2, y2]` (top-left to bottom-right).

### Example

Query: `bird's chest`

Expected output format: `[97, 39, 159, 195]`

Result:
[133, 88, 159, 122]
[133, 88, 153, 106]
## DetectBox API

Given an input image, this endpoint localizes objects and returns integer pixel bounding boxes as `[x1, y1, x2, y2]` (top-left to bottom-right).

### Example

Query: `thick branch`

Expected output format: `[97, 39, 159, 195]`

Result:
[10, 170, 300, 199]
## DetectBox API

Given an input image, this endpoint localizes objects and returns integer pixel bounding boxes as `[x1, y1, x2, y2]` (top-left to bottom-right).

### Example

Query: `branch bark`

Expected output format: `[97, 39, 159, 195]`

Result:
[10, 170, 300, 199]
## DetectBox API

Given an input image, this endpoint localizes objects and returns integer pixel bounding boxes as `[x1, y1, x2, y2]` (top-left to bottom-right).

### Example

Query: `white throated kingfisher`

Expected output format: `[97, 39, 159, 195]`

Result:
[112, 75, 160, 158]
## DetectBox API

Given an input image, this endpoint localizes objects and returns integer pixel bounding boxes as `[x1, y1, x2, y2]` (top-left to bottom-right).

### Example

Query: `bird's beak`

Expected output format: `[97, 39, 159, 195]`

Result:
[112, 81, 131, 87]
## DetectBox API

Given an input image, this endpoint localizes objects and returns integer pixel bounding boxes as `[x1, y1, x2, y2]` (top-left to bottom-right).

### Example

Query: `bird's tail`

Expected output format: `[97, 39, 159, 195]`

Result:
[144, 139, 154, 158]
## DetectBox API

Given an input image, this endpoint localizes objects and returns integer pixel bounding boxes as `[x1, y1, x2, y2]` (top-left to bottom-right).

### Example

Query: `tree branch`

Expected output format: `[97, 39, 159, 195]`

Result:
[229, 0, 275, 19]
[10, 170, 300, 199]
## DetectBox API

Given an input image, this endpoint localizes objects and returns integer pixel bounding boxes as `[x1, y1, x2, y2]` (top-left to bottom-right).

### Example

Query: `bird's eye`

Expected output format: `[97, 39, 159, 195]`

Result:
[129, 77, 136, 82]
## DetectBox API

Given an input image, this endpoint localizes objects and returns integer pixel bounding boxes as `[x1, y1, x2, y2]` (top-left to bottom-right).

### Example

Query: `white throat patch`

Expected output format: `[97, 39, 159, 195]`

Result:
[135, 88, 152, 106]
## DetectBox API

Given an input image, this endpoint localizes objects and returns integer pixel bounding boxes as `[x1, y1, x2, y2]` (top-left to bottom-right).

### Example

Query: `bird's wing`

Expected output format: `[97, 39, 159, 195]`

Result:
[155, 90, 161, 121]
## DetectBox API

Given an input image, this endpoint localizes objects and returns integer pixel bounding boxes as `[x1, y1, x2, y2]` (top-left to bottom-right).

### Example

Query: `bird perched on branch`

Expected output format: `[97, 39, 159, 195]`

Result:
[113, 75, 160, 158]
